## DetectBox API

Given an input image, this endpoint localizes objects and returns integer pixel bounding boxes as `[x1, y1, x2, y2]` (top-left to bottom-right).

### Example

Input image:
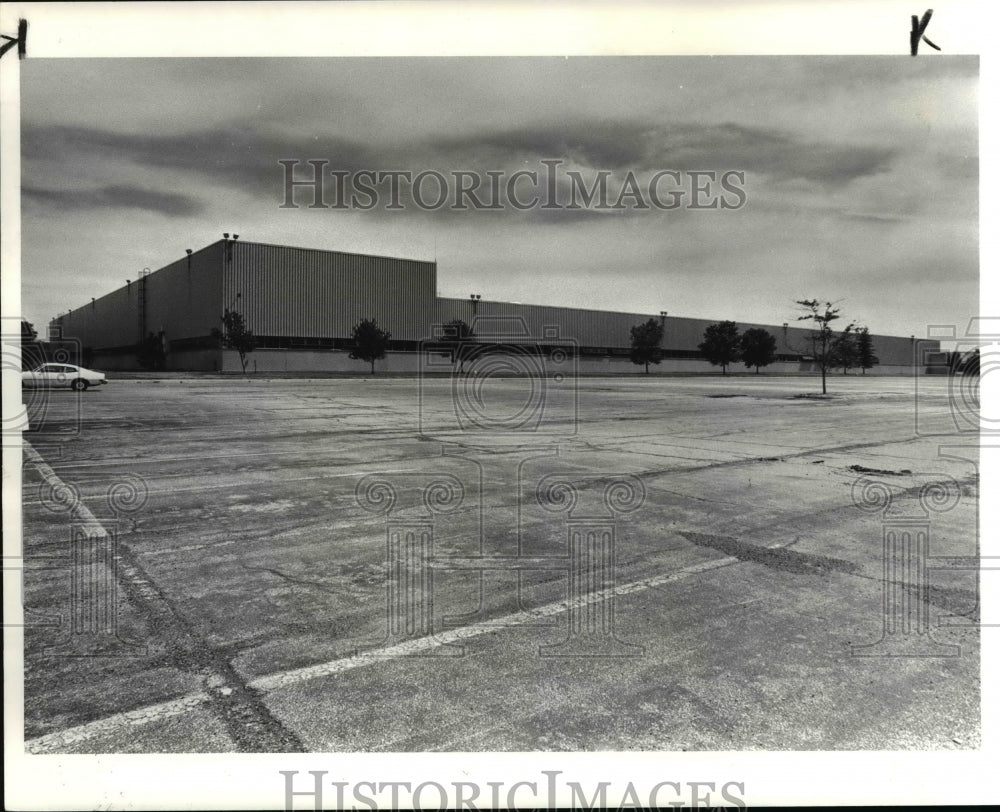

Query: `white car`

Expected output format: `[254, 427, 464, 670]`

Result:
[21, 363, 108, 391]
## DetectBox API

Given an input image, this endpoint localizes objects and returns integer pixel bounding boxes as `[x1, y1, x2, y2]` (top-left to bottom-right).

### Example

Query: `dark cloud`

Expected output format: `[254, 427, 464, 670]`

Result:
[23, 184, 203, 217]
[838, 211, 908, 225]
[16, 55, 978, 340]
[934, 152, 979, 180]
[431, 122, 652, 170]
[642, 123, 897, 186]
[22, 123, 377, 199]
[14, 114, 912, 234]
[525, 206, 635, 226]
[416, 120, 897, 188]
[24, 116, 899, 203]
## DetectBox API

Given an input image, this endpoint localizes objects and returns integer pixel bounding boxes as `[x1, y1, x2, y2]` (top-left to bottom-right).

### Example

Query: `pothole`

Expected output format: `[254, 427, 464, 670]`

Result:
[848, 464, 912, 476]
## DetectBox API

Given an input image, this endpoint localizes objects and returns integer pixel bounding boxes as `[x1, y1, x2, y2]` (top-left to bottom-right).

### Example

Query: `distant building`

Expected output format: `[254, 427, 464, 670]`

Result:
[49, 238, 932, 374]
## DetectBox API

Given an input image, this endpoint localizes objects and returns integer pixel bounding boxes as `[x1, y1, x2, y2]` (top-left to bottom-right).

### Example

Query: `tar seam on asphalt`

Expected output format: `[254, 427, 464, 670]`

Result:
[678, 530, 979, 619]
[22, 441, 307, 753]
[679, 531, 862, 575]
[21, 437, 979, 751]
[24, 554, 741, 752]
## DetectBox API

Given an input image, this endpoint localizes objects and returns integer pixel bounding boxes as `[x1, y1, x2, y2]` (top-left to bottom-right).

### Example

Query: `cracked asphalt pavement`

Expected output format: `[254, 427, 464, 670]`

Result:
[17, 374, 980, 752]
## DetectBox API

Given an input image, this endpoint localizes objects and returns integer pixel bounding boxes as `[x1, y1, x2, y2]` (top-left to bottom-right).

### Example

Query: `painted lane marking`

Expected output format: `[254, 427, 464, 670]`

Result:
[248, 555, 738, 692]
[22, 554, 737, 751]
[25, 693, 213, 754]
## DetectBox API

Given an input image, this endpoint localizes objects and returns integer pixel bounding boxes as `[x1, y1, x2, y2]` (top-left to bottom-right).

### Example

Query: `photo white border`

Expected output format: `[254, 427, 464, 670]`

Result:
[2, 1, 995, 808]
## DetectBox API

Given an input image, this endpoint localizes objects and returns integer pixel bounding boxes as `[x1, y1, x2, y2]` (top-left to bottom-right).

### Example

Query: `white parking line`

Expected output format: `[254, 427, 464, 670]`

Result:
[25, 693, 213, 754]
[22, 442, 112, 539]
[21, 442, 222, 754]
[22, 554, 738, 752]
[23, 440, 742, 750]
[249, 554, 739, 691]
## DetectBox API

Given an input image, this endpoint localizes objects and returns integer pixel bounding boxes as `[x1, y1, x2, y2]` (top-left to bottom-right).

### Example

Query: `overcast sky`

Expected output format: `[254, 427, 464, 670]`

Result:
[20, 55, 977, 339]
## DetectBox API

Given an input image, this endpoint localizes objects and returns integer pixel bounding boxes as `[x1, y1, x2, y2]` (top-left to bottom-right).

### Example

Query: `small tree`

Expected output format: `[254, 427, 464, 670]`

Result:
[830, 326, 860, 375]
[739, 327, 776, 374]
[441, 318, 475, 372]
[699, 320, 742, 375]
[629, 318, 664, 374]
[795, 299, 854, 394]
[213, 308, 256, 375]
[857, 326, 879, 374]
[21, 319, 44, 370]
[350, 318, 391, 374]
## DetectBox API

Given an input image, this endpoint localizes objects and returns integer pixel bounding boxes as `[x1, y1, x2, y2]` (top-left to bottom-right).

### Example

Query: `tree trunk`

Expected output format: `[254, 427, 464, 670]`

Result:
[821, 366, 827, 394]
[645, 361, 649, 374]
[370, 358, 375, 375]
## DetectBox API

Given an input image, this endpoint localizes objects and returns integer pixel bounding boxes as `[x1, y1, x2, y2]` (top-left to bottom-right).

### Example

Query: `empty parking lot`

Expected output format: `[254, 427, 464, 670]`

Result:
[17, 374, 980, 752]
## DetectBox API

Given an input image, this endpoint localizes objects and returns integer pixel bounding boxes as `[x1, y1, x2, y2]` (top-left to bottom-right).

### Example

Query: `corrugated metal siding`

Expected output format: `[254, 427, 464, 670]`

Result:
[50, 238, 924, 367]
[51, 243, 224, 349]
[435, 297, 920, 364]
[53, 285, 137, 349]
[436, 298, 660, 347]
[224, 242, 437, 341]
[145, 243, 225, 341]
[869, 334, 918, 367]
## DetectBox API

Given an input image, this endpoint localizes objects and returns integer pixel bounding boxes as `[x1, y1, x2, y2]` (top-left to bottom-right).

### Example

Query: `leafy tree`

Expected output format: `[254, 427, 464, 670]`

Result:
[739, 327, 776, 374]
[212, 308, 256, 375]
[698, 320, 741, 375]
[441, 318, 476, 372]
[795, 299, 854, 394]
[857, 327, 879, 374]
[350, 318, 391, 374]
[21, 319, 44, 370]
[629, 318, 664, 374]
[830, 326, 860, 375]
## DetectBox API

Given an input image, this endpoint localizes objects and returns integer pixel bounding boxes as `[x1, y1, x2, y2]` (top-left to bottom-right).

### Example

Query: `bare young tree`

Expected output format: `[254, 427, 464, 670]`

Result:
[212, 308, 257, 375]
[795, 299, 854, 394]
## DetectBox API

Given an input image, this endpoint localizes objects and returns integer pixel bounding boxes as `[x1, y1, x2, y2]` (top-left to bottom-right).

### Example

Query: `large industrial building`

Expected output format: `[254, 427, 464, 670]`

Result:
[49, 238, 932, 375]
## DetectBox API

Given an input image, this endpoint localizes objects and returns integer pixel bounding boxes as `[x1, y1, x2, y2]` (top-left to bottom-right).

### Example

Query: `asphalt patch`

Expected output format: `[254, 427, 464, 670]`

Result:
[679, 531, 861, 576]
[679, 532, 977, 618]
[849, 464, 913, 476]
